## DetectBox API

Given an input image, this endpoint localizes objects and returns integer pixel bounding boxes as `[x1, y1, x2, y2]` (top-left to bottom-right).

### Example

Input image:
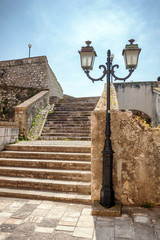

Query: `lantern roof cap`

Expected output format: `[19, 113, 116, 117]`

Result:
[79, 40, 97, 56]
[124, 39, 139, 49]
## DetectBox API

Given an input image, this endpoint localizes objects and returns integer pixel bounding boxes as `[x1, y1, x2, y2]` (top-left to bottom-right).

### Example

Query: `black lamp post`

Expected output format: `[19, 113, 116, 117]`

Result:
[79, 39, 141, 208]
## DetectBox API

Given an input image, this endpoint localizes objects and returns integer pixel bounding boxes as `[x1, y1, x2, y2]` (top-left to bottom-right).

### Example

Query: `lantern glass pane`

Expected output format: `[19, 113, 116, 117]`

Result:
[125, 49, 140, 69]
[80, 52, 95, 70]
[82, 54, 92, 68]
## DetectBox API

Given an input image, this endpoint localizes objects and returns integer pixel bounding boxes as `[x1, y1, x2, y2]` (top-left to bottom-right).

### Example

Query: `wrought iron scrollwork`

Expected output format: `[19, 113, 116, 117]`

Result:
[111, 64, 134, 82]
[84, 65, 107, 83]
[84, 63, 134, 83]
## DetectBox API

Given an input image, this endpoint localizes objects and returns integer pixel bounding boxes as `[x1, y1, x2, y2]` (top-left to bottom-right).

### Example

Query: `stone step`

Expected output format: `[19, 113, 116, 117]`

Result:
[4, 145, 91, 153]
[45, 122, 90, 128]
[0, 158, 91, 170]
[56, 101, 97, 105]
[49, 111, 91, 116]
[39, 136, 91, 141]
[0, 151, 91, 161]
[44, 126, 90, 131]
[0, 166, 91, 182]
[62, 96, 99, 101]
[46, 120, 90, 124]
[41, 132, 90, 137]
[42, 129, 90, 134]
[0, 176, 91, 194]
[53, 107, 95, 111]
[47, 116, 90, 121]
[0, 187, 91, 204]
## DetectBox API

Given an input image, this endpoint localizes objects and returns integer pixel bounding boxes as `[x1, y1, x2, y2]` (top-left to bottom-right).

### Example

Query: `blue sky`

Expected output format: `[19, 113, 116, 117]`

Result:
[0, 0, 160, 97]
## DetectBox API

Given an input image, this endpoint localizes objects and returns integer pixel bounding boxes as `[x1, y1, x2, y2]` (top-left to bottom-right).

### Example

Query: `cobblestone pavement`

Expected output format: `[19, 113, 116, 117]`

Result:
[0, 197, 159, 240]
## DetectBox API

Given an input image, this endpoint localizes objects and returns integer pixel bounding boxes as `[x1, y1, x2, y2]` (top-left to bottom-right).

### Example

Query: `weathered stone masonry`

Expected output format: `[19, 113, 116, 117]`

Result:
[0, 56, 49, 89]
[114, 81, 160, 127]
[0, 56, 63, 121]
[91, 84, 160, 206]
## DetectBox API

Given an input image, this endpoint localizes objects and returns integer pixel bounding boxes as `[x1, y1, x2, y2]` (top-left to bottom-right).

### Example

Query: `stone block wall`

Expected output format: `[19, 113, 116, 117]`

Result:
[0, 122, 19, 151]
[91, 84, 160, 206]
[46, 64, 63, 99]
[15, 91, 49, 138]
[0, 86, 39, 121]
[0, 56, 49, 89]
[0, 56, 63, 121]
[114, 81, 160, 127]
[111, 110, 160, 206]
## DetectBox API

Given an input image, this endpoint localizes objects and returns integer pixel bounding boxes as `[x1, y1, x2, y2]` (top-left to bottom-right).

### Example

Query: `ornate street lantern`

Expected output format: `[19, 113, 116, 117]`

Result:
[78, 39, 141, 208]
[122, 39, 141, 69]
[78, 40, 97, 70]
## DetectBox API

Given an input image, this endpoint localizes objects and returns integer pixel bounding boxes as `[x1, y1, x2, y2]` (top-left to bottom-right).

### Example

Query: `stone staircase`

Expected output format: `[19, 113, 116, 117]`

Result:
[0, 96, 99, 204]
[40, 97, 99, 141]
[0, 145, 91, 204]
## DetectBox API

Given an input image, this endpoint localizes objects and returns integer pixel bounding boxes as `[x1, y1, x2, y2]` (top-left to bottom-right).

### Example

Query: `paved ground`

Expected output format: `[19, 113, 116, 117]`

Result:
[0, 197, 159, 240]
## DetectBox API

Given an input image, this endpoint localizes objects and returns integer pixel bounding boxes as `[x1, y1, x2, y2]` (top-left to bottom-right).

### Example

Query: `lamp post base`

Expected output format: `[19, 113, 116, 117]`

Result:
[100, 187, 115, 208]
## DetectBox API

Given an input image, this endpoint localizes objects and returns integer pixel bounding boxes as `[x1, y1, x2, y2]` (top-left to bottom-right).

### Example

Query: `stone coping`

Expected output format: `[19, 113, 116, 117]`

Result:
[15, 91, 49, 108]
[0, 122, 18, 127]
[0, 56, 47, 66]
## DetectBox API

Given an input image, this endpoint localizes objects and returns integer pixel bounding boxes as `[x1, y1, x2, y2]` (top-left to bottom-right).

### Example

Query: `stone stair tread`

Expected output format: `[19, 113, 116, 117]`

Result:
[1, 151, 90, 156]
[0, 158, 90, 164]
[0, 176, 91, 186]
[41, 133, 90, 136]
[0, 166, 91, 174]
[39, 136, 91, 141]
[0, 152, 91, 161]
[40, 137, 91, 141]
[45, 125, 90, 128]
[50, 112, 91, 115]
[43, 130, 90, 133]
[0, 187, 90, 198]
[0, 187, 91, 202]
[5, 145, 91, 153]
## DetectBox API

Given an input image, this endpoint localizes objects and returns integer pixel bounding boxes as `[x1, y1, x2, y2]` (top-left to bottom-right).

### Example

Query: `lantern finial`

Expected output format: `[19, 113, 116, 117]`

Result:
[85, 40, 92, 46]
[128, 39, 135, 45]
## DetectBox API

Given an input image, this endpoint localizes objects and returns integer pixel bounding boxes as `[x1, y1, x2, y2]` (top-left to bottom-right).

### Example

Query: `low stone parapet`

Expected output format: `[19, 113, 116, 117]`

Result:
[15, 91, 49, 138]
[0, 122, 19, 150]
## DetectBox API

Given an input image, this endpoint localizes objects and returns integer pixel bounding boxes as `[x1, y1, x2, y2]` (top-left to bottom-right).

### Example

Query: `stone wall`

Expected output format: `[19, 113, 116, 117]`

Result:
[0, 86, 39, 121]
[15, 91, 49, 138]
[111, 110, 160, 206]
[152, 88, 160, 127]
[46, 64, 63, 99]
[0, 56, 49, 89]
[0, 122, 19, 151]
[114, 81, 160, 127]
[91, 84, 160, 206]
[0, 56, 63, 121]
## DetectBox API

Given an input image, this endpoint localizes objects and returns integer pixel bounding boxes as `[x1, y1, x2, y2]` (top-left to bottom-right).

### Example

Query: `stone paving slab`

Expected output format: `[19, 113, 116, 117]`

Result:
[0, 197, 159, 239]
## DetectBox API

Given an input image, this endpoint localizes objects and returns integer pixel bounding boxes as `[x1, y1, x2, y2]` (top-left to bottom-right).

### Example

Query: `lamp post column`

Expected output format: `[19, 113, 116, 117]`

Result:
[78, 39, 141, 208]
[100, 49, 115, 208]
